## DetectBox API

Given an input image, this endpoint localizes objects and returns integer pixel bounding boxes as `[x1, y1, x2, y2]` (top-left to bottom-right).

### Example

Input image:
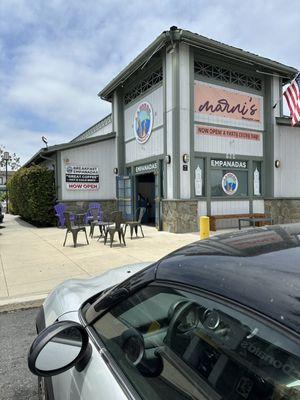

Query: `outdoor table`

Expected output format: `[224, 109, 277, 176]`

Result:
[96, 221, 113, 240]
[238, 217, 273, 230]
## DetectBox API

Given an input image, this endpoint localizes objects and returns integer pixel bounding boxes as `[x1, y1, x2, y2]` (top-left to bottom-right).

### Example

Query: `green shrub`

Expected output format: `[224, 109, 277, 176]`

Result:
[0, 192, 6, 202]
[7, 165, 56, 226]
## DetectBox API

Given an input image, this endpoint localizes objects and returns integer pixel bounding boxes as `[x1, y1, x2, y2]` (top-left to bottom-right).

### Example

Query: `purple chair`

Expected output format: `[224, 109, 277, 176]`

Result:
[86, 202, 102, 225]
[54, 203, 66, 228]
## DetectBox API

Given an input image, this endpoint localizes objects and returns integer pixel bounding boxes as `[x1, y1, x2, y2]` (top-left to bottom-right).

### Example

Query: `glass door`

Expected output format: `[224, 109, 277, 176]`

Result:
[116, 175, 133, 220]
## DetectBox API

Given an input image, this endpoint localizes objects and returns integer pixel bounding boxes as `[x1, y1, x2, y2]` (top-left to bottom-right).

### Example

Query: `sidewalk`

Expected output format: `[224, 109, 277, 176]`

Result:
[0, 214, 231, 310]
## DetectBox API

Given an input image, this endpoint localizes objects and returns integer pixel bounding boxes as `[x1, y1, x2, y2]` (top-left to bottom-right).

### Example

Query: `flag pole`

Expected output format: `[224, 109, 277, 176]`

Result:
[272, 71, 299, 109]
[272, 96, 282, 110]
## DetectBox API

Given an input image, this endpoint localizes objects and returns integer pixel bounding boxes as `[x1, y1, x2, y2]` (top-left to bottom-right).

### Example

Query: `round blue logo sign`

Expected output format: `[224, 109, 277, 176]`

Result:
[222, 172, 238, 195]
[134, 101, 153, 144]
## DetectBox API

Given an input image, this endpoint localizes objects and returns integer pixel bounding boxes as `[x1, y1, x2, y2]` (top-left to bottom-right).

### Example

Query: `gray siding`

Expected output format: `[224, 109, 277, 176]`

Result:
[274, 123, 300, 197]
[60, 139, 116, 201]
[124, 85, 164, 163]
[125, 127, 164, 164]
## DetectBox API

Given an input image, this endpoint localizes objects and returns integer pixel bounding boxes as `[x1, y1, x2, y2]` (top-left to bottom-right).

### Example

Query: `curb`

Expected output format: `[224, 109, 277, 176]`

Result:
[0, 293, 47, 313]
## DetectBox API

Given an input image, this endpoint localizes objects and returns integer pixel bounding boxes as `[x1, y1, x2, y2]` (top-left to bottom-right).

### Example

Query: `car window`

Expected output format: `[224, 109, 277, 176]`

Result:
[92, 285, 300, 400]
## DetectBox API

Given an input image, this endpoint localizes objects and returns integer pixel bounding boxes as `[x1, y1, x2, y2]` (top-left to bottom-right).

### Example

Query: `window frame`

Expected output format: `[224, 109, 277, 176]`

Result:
[210, 161, 249, 198]
[79, 280, 300, 400]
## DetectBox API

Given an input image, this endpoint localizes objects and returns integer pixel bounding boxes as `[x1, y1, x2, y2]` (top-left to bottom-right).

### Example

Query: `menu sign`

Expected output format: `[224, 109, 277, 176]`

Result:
[65, 165, 99, 191]
[194, 81, 262, 123]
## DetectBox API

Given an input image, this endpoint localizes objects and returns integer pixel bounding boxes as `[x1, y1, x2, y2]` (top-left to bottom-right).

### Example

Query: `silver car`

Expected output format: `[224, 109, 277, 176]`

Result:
[28, 225, 300, 400]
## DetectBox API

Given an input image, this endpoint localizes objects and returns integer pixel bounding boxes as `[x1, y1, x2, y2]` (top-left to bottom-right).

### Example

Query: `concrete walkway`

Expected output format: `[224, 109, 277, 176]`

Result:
[0, 214, 233, 310]
[0, 215, 196, 308]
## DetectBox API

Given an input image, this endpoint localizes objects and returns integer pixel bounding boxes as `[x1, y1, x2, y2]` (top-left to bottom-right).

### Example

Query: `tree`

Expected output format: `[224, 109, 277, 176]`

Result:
[0, 145, 21, 171]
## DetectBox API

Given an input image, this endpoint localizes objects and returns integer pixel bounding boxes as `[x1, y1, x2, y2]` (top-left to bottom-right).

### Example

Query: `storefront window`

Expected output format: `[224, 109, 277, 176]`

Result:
[211, 169, 248, 197]
[194, 158, 205, 197]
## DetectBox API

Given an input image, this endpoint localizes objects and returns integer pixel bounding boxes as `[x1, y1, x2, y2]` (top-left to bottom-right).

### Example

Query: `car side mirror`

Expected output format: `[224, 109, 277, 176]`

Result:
[28, 321, 92, 377]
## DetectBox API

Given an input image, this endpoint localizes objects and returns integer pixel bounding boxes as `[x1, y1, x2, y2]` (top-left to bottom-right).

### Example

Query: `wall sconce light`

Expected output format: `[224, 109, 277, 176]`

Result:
[274, 160, 281, 168]
[165, 155, 171, 164]
[113, 167, 118, 174]
[182, 154, 190, 164]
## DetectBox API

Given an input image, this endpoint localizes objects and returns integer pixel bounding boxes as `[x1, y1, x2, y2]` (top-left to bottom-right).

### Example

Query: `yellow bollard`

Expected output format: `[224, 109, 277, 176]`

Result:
[200, 216, 210, 240]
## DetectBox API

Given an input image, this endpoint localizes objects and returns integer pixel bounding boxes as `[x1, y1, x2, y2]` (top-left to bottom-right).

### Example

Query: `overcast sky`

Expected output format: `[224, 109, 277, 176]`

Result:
[1, 0, 299, 164]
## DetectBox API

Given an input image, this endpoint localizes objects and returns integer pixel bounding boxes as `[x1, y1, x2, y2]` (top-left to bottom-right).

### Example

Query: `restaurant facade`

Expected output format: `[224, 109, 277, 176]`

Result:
[25, 27, 300, 232]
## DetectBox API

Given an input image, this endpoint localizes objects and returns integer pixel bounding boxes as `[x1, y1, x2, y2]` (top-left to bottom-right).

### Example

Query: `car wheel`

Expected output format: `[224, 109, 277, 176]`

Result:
[38, 377, 48, 400]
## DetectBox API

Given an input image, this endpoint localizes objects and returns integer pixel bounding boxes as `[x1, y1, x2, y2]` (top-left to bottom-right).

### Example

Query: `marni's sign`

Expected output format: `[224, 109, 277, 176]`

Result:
[194, 81, 262, 123]
[65, 165, 99, 191]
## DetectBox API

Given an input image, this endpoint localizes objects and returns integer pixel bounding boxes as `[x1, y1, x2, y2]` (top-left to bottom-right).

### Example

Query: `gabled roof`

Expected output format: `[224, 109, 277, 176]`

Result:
[99, 27, 298, 101]
[71, 114, 112, 142]
[23, 132, 116, 167]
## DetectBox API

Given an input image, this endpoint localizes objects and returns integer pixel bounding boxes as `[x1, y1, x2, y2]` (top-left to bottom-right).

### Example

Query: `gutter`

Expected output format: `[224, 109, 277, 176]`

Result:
[180, 30, 297, 78]
[23, 133, 116, 167]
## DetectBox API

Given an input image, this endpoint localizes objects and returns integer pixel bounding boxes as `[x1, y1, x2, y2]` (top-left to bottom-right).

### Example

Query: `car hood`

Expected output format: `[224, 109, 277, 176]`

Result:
[43, 262, 151, 326]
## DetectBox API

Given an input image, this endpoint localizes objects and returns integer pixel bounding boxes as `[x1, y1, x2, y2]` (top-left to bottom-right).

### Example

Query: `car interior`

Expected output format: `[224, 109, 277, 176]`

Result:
[91, 285, 300, 400]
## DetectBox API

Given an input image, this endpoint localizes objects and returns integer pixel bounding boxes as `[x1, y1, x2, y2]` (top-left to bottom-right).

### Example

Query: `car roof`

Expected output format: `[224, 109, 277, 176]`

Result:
[156, 224, 300, 335]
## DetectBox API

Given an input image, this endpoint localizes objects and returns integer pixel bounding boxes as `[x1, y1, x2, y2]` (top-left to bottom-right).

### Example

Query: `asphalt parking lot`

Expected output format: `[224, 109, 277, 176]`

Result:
[0, 308, 38, 400]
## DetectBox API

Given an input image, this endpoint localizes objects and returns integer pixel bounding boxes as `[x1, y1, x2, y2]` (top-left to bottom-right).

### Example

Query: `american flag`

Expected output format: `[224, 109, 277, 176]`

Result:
[283, 73, 300, 126]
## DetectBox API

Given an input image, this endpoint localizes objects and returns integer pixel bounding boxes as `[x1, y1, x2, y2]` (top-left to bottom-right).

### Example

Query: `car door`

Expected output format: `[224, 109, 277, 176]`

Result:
[84, 283, 300, 400]
[50, 312, 128, 400]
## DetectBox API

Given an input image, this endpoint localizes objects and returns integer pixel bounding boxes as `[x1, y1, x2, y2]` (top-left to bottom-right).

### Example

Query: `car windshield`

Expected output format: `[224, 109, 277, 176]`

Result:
[92, 285, 300, 400]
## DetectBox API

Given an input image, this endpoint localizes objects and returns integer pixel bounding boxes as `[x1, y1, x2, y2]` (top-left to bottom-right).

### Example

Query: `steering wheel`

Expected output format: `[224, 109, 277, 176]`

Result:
[120, 328, 145, 366]
[165, 300, 200, 348]
[120, 327, 164, 377]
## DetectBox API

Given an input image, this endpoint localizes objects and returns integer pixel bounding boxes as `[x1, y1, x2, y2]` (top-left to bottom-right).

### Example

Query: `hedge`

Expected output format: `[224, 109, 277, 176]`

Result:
[8, 165, 56, 226]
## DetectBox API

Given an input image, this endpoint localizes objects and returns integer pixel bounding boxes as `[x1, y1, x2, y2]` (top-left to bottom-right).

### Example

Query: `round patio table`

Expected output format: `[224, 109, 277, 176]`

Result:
[94, 221, 113, 240]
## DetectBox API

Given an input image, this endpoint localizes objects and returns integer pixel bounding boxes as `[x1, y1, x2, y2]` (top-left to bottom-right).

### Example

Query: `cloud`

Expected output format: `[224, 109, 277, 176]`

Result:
[0, 0, 299, 164]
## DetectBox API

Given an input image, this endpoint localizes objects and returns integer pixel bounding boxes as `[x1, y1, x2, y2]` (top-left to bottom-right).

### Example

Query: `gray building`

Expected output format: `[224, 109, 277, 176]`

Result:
[25, 27, 300, 232]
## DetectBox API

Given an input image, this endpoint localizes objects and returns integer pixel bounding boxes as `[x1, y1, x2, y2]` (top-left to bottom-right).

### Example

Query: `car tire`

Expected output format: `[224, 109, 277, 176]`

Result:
[38, 377, 48, 400]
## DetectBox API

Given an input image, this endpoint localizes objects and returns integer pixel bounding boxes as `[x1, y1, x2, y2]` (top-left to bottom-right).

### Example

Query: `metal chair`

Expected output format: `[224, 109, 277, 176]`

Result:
[125, 207, 146, 239]
[104, 211, 126, 247]
[89, 208, 104, 238]
[63, 212, 89, 248]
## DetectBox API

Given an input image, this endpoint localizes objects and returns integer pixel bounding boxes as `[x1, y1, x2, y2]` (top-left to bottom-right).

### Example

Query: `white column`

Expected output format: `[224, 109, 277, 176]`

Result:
[165, 49, 175, 199]
[272, 76, 281, 197]
[179, 43, 191, 199]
